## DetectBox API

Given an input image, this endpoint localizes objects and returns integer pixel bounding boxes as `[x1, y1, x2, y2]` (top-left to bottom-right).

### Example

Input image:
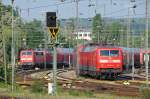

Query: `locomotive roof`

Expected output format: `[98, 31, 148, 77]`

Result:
[56, 48, 74, 53]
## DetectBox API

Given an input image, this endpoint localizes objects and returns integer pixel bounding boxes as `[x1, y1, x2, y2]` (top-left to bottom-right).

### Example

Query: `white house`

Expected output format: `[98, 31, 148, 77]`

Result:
[73, 31, 92, 41]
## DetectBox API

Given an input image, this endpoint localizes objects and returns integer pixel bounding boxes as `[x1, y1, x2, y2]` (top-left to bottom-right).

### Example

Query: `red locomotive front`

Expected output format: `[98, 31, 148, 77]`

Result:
[20, 50, 35, 69]
[97, 48, 123, 74]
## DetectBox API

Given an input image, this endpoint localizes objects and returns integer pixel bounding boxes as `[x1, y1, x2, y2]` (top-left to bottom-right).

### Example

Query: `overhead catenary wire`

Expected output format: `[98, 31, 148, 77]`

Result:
[20, 0, 87, 11]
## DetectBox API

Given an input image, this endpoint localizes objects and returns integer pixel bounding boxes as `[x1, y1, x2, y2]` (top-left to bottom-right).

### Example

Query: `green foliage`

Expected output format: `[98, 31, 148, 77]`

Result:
[92, 14, 103, 43]
[0, 82, 8, 88]
[69, 89, 94, 97]
[31, 80, 46, 93]
[140, 84, 150, 99]
[23, 19, 45, 49]
[105, 22, 125, 45]
[58, 18, 76, 48]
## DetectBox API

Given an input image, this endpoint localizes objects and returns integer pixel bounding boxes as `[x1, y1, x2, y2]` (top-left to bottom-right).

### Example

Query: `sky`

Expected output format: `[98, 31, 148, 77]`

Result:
[2, 0, 148, 21]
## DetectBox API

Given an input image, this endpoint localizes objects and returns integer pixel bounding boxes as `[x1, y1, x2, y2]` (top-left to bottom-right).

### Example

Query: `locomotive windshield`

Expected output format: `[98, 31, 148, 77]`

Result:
[22, 51, 32, 55]
[100, 50, 119, 56]
[100, 50, 109, 56]
[110, 50, 119, 56]
[27, 52, 32, 55]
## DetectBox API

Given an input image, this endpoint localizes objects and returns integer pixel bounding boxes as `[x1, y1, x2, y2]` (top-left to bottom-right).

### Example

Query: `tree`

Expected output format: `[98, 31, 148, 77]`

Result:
[0, 4, 22, 63]
[23, 19, 45, 49]
[106, 22, 123, 45]
[58, 18, 75, 48]
[92, 14, 103, 43]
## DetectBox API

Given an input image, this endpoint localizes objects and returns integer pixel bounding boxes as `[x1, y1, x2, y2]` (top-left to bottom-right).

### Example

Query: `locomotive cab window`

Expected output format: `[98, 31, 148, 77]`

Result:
[22, 52, 26, 55]
[100, 50, 109, 56]
[27, 52, 32, 55]
[22, 51, 32, 55]
[110, 50, 119, 56]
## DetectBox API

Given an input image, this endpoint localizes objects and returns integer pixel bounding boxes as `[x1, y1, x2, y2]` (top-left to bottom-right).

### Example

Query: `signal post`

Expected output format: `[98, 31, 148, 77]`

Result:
[46, 12, 59, 95]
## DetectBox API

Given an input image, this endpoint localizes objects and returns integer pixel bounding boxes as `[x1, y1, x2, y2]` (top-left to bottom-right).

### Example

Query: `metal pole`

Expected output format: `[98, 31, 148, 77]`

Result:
[11, 0, 15, 93]
[132, 31, 135, 80]
[145, 0, 149, 85]
[1, 8, 7, 84]
[41, 11, 48, 70]
[95, 0, 98, 14]
[76, 0, 79, 77]
[52, 45, 57, 95]
[44, 16, 47, 70]
[68, 37, 71, 69]
[126, 3, 131, 73]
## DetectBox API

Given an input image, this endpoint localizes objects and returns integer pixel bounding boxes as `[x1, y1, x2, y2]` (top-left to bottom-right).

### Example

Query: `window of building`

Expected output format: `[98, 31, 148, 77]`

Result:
[88, 34, 91, 37]
[79, 34, 82, 37]
[84, 34, 87, 36]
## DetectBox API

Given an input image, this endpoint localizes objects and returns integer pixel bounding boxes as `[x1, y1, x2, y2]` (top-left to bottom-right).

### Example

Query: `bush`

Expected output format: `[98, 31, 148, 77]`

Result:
[140, 84, 150, 99]
[69, 90, 80, 96]
[83, 90, 94, 97]
[69, 89, 94, 97]
[31, 80, 46, 93]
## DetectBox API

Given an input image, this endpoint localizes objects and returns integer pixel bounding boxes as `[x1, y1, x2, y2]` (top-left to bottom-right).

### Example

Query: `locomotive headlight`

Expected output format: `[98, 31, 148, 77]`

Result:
[99, 60, 108, 63]
[112, 60, 120, 63]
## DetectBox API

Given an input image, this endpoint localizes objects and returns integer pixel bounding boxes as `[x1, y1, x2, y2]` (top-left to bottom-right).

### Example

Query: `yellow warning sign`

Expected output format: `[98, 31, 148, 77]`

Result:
[48, 27, 59, 39]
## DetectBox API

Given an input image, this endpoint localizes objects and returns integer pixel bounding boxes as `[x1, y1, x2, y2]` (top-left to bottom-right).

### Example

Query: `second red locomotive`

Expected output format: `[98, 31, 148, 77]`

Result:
[78, 44, 123, 79]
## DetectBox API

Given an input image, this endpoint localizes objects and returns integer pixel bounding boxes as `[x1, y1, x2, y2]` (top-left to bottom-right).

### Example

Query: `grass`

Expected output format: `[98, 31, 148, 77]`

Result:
[139, 84, 150, 99]
[0, 82, 142, 99]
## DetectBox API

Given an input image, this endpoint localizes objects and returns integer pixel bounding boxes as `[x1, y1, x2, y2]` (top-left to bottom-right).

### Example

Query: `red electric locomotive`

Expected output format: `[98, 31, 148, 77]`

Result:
[78, 44, 123, 79]
[20, 49, 53, 69]
[20, 50, 35, 69]
[19, 48, 74, 69]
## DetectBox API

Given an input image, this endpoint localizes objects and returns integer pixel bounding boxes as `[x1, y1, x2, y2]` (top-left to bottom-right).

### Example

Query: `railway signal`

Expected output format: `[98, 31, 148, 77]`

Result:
[48, 27, 59, 40]
[46, 12, 56, 27]
[46, 11, 58, 96]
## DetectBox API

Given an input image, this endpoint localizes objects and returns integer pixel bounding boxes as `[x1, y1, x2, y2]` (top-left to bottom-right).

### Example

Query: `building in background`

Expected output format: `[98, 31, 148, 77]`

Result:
[73, 29, 92, 41]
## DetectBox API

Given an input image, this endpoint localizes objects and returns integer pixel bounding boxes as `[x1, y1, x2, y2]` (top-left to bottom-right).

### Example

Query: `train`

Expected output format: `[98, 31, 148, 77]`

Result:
[76, 43, 143, 79]
[19, 43, 149, 79]
[19, 48, 74, 69]
[140, 49, 150, 66]
[121, 47, 140, 69]
[77, 44, 123, 79]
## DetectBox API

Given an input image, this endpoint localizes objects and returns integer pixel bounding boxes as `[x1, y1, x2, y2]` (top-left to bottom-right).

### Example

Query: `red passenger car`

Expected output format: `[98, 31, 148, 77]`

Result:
[121, 47, 140, 69]
[34, 50, 52, 68]
[57, 48, 74, 67]
[78, 44, 123, 78]
[140, 49, 150, 66]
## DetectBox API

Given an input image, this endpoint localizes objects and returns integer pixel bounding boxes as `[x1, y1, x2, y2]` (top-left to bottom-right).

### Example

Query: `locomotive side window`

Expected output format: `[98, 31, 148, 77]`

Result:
[35, 52, 44, 57]
[100, 50, 109, 56]
[110, 50, 119, 56]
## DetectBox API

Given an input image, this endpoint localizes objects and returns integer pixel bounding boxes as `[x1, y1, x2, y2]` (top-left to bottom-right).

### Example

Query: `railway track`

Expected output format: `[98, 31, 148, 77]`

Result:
[55, 71, 141, 97]
[16, 68, 143, 97]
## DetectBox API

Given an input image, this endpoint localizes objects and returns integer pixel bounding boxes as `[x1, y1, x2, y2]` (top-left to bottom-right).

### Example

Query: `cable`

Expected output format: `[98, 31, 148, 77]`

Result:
[21, 0, 87, 11]
[104, 1, 145, 17]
